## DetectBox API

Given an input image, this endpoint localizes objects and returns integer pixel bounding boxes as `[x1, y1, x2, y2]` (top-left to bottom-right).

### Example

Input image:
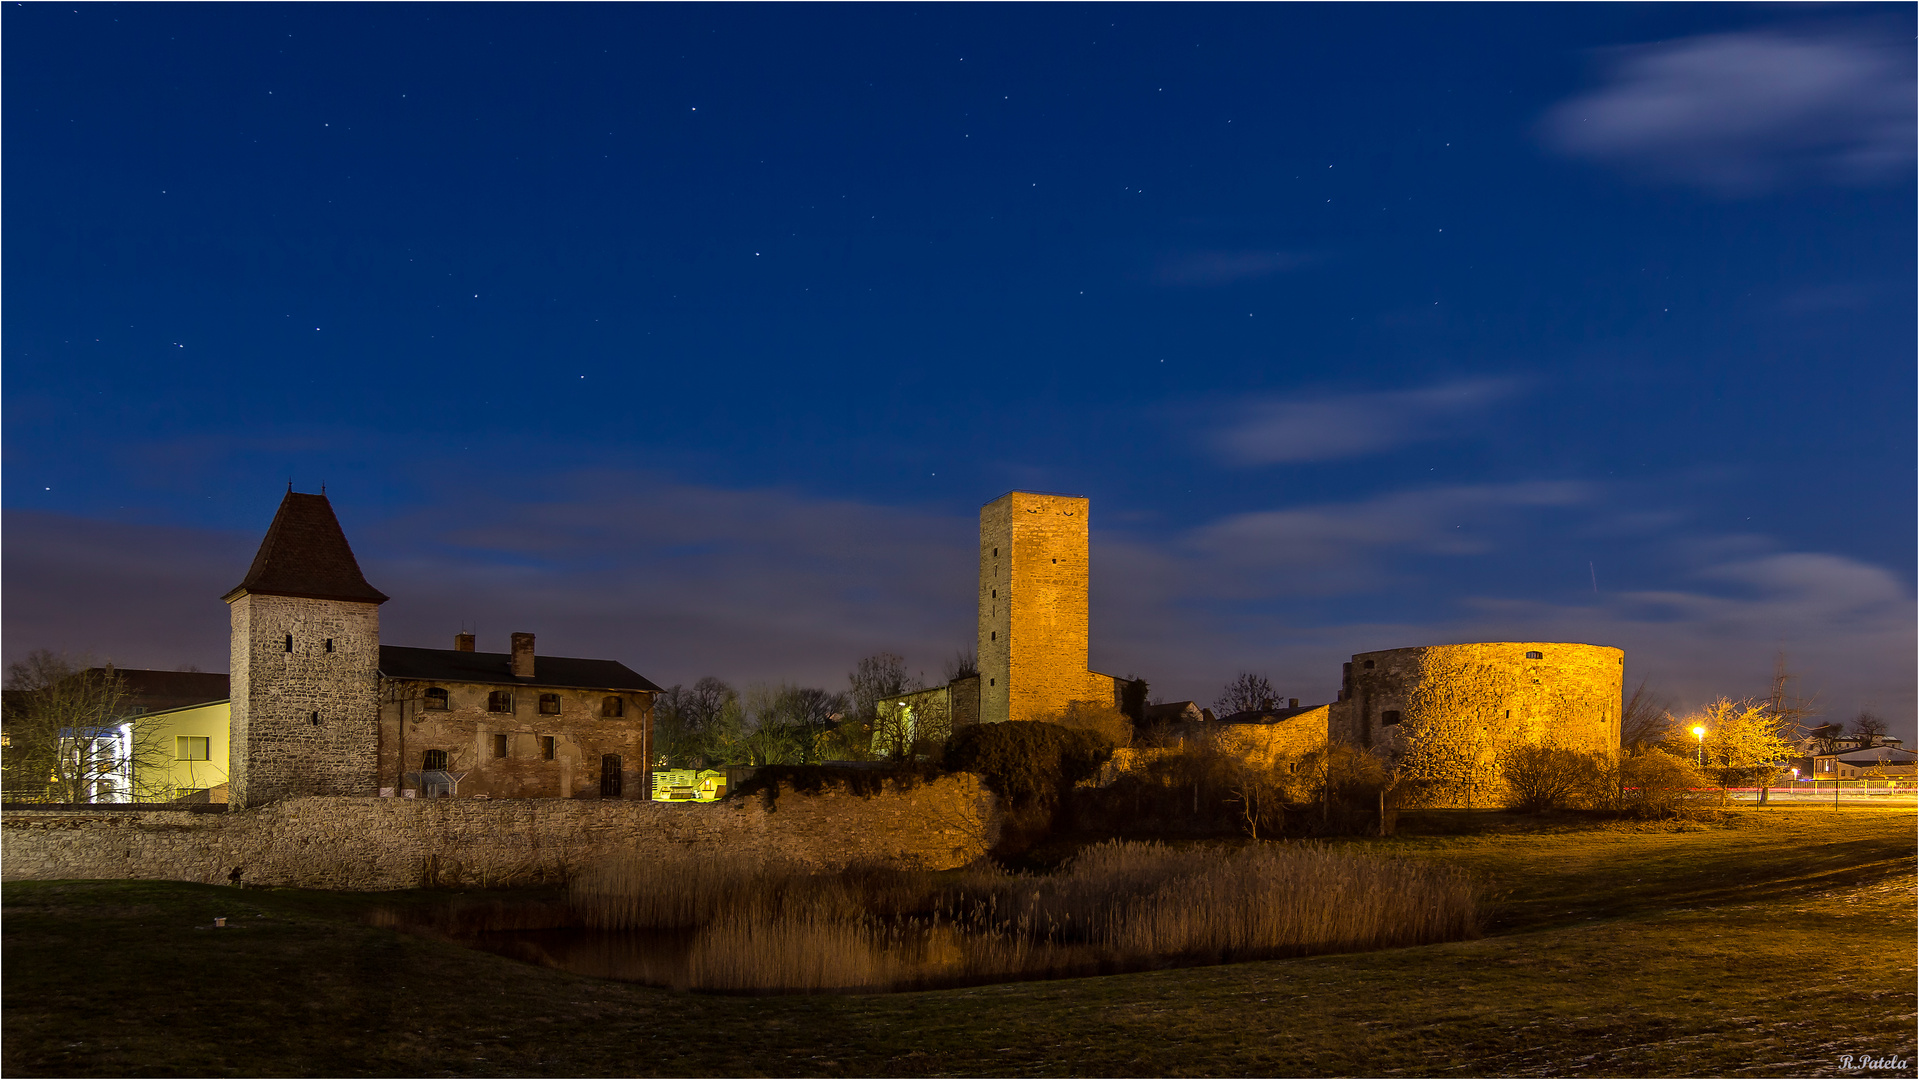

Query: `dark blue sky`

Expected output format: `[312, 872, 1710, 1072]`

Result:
[7, 4, 1913, 734]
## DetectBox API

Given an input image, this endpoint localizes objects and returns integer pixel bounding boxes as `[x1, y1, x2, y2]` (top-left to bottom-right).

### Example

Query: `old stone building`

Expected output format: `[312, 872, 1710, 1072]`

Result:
[224, 489, 660, 807]
[1330, 642, 1624, 756]
[976, 491, 1127, 724]
[379, 632, 659, 800]
[224, 492, 388, 808]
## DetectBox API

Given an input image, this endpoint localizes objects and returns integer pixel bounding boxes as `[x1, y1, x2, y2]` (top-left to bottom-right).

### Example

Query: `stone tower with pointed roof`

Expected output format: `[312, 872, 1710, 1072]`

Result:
[223, 490, 388, 808]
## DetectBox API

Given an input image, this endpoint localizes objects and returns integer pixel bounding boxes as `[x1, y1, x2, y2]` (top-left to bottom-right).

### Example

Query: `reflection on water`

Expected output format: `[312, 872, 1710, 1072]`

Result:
[372, 840, 1483, 994]
[399, 918, 1148, 994]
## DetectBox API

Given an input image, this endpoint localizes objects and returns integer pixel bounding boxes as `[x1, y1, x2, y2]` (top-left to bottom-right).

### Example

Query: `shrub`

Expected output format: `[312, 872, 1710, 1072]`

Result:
[1499, 745, 1607, 813]
[1056, 700, 1134, 748]
[943, 721, 1113, 806]
[731, 763, 941, 804]
[1607, 749, 1712, 818]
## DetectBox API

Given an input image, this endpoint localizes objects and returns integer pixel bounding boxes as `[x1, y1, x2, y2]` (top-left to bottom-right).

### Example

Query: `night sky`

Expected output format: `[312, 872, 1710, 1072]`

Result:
[6, 5, 1913, 736]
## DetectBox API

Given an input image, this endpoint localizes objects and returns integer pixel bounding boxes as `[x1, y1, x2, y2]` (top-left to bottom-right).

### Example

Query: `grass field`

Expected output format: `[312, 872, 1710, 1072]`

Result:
[4, 806, 1913, 1077]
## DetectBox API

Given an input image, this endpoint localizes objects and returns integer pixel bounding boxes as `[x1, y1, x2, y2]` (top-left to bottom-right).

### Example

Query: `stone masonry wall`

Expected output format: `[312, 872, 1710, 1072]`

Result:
[381, 680, 653, 800]
[1, 774, 997, 891]
[1346, 642, 1624, 757]
[980, 492, 1095, 725]
[229, 594, 382, 808]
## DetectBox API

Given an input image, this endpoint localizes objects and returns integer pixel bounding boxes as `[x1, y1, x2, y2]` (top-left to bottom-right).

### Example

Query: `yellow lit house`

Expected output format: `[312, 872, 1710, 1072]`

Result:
[137, 699, 231, 801]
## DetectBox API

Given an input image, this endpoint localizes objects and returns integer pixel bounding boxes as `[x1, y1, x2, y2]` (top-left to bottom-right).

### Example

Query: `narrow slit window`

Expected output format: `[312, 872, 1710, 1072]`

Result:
[309, 711, 320, 726]
[540, 736, 556, 761]
[284, 634, 293, 652]
[492, 733, 508, 758]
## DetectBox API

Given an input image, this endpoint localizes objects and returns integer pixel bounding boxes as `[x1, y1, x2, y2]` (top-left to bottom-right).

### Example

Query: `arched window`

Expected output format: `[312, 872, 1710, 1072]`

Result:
[424, 687, 450, 711]
[601, 695, 624, 718]
[487, 691, 514, 713]
[422, 749, 448, 771]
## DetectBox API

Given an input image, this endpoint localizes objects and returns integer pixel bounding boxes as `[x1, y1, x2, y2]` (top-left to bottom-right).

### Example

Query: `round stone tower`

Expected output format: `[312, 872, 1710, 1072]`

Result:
[1334, 641, 1624, 756]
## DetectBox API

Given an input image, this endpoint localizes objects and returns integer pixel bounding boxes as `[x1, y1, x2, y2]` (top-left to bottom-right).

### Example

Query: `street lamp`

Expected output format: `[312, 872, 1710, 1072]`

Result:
[1692, 725, 1706, 770]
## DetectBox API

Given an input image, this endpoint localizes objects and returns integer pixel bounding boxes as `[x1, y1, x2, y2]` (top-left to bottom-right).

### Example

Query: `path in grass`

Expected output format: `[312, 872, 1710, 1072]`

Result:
[4, 806, 1912, 1077]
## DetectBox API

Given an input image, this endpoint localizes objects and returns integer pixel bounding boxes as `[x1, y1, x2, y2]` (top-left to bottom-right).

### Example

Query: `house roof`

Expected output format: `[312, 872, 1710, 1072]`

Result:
[1142, 701, 1203, 723]
[107, 669, 231, 714]
[1821, 746, 1918, 765]
[1216, 704, 1323, 725]
[222, 491, 389, 605]
[378, 645, 662, 694]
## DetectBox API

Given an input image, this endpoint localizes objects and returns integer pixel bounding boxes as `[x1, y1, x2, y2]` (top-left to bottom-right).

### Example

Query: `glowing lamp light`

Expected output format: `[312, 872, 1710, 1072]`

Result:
[1691, 726, 1706, 738]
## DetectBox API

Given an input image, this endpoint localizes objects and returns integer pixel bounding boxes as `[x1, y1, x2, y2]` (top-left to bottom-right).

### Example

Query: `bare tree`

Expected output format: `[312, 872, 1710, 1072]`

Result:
[3, 650, 164, 803]
[942, 648, 978, 682]
[1850, 710, 1890, 745]
[1620, 680, 1675, 750]
[848, 652, 916, 725]
[652, 676, 739, 768]
[1212, 672, 1278, 717]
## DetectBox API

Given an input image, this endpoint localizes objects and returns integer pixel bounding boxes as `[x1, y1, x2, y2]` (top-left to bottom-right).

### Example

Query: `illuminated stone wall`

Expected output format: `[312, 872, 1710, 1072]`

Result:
[1339, 642, 1624, 757]
[978, 492, 1104, 725]
[0, 774, 999, 890]
[227, 594, 382, 808]
[378, 681, 653, 800]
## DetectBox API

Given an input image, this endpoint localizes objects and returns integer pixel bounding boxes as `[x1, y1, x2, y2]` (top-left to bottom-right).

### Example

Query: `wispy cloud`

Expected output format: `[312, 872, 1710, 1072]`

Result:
[6, 471, 1910, 737]
[1212, 379, 1520, 465]
[1542, 29, 1915, 193]
[1155, 250, 1315, 286]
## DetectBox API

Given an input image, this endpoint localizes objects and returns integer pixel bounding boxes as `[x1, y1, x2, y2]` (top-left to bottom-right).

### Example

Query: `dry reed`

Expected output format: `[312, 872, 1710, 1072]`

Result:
[561, 841, 1480, 992]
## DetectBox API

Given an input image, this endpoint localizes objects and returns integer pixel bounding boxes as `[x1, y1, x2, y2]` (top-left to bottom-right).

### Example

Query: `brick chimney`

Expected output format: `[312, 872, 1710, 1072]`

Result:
[510, 632, 535, 678]
[454, 632, 475, 653]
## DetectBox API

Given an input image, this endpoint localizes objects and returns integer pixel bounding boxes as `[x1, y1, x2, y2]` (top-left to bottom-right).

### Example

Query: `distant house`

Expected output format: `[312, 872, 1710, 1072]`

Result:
[1811, 745, 1917, 783]
[1141, 701, 1204, 727]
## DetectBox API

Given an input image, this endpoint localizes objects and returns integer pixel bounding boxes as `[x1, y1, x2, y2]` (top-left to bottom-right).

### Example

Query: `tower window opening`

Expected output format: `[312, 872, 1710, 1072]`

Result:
[1525, 650, 1543, 660]
[284, 634, 293, 652]
[1362, 659, 1375, 669]
[325, 639, 333, 652]
[991, 631, 996, 640]
[309, 711, 320, 725]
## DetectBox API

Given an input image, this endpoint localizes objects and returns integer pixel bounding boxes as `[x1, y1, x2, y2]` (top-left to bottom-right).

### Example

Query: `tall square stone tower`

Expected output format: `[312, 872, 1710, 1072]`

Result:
[223, 491, 387, 808]
[978, 491, 1105, 725]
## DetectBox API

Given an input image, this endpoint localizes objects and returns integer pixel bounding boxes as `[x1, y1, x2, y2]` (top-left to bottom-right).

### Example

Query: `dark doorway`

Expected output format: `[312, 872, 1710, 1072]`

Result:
[600, 754, 623, 798]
